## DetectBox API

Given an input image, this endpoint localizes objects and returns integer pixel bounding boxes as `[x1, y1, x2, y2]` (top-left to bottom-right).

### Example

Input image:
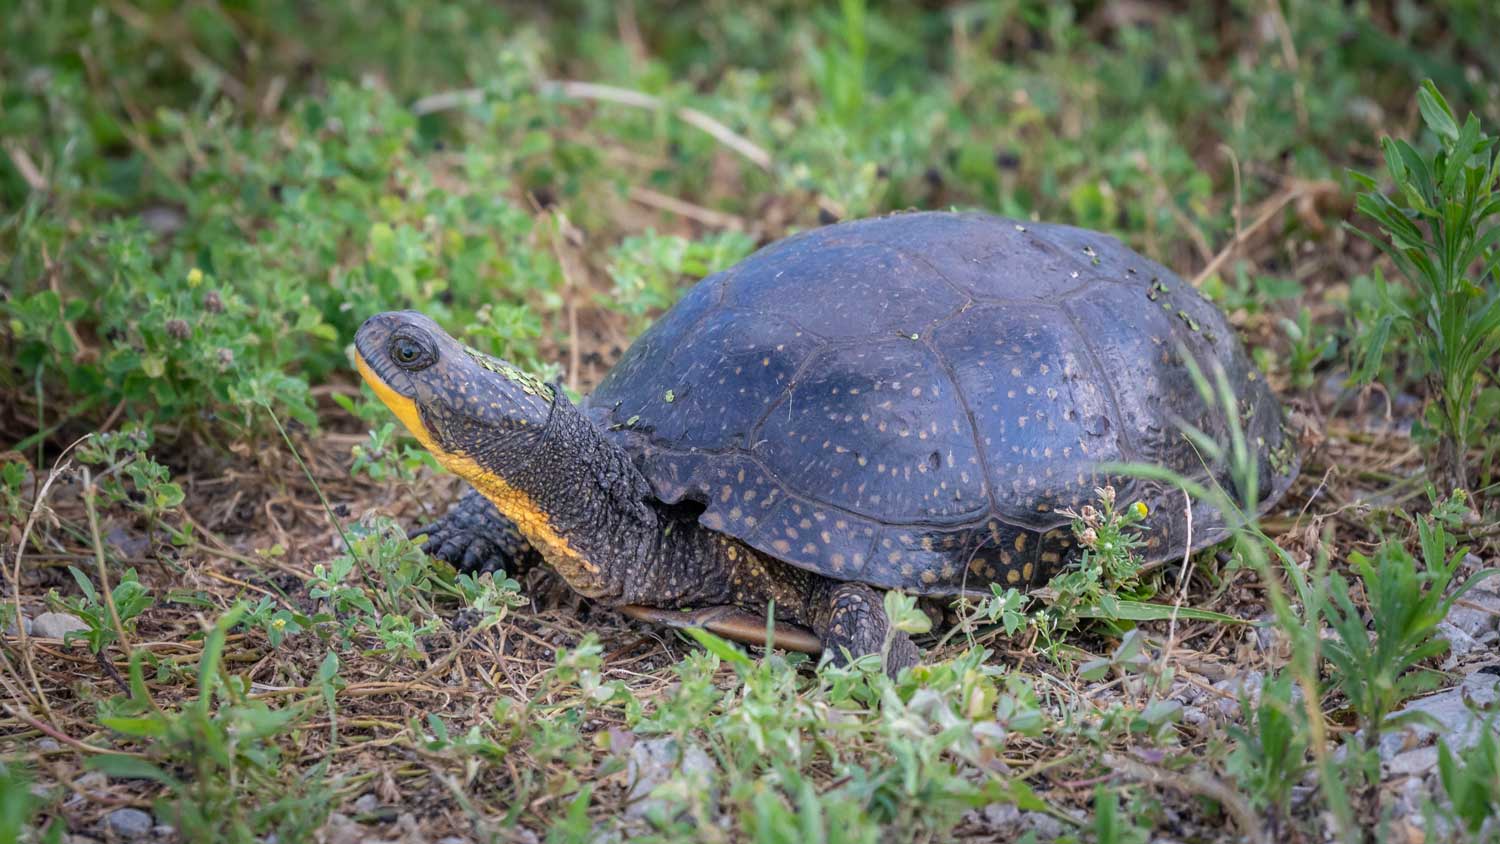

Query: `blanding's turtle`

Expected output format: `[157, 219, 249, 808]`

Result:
[354, 212, 1298, 674]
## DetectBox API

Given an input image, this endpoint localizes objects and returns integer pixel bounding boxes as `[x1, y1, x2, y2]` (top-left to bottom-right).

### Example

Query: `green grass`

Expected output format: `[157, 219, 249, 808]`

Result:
[1349, 81, 1500, 494]
[4, 2, 1500, 842]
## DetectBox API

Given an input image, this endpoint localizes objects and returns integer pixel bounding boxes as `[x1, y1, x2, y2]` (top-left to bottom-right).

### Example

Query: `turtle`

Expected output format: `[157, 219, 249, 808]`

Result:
[353, 211, 1298, 675]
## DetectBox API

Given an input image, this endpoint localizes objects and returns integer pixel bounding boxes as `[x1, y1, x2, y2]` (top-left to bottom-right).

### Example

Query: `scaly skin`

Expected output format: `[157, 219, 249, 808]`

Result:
[413, 488, 543, 577]
[418, 479, 916, 671]
[356, 311, 918, 677]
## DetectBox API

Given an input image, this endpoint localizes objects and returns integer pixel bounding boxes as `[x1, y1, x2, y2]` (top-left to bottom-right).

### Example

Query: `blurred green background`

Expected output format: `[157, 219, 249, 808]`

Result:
[2, 0, 1496, 443]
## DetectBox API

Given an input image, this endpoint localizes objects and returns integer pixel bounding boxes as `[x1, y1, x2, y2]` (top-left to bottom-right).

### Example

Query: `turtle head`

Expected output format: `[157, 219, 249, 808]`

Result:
[354, 310, 555, 476]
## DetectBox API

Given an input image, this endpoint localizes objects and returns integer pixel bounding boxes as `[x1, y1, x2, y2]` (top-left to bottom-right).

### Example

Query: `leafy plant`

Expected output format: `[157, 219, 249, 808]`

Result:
[606, 230, 756, 328]
[347, 422, 435, 486]
[1092, 783, 1150, 844]
[1225, 672, 1310, 832]
[0, 760, 53, 843]
[75, 428, 190, 543]
[1322, 508, 1499, 790]
[45, 567, 153, 653]
[239, 596, 309, 649]
[1436, 726, 1500, 839]
[1027, 486, 1152, 658]
[88, 606, 338, 843]
[1349, 80, 1500, 493]
[1278, 306, 1338, 390]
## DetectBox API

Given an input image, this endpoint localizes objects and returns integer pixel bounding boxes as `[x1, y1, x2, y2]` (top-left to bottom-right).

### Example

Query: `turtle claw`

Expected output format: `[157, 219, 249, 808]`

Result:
[412, 488, 538, 577]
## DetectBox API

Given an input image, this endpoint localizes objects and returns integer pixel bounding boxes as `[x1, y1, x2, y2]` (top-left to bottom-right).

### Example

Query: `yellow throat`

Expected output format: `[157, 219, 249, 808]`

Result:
[354, 351, 602, 588]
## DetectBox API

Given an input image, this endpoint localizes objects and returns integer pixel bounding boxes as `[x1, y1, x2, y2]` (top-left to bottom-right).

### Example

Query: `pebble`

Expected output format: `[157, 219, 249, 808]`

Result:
[1444, 586, 1500, 640]
[35, 737, 60, 753]
[353, 793, 379, 814]
[105, 808, 153, 840]
[5, 614, 32, 636]
[319, 813, 365, 844]
[32, 612, 88, 641]
[1019, 811, 1064, 841]
[976, 802, 1020, 828]
[1211, 670, 1264, 718]
[1378, 667, 1500, 764]
[1436, 620, 1481, 663]
[625, 736, 716, 821]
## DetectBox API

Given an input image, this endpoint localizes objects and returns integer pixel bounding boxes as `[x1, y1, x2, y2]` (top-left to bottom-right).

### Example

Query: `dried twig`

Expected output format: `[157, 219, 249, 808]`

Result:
[2, 142, 47, 192]
[629, 186, 748, 231]
[413, 80, 773, 173]
[1192, 181, 1337, 287]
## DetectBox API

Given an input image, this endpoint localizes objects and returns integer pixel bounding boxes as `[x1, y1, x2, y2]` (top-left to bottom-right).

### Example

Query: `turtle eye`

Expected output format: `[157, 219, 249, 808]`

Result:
[388, 334, 434, 370]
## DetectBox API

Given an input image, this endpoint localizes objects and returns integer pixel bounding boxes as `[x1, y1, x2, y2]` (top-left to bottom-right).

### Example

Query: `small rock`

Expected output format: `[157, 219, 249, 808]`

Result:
[105, 526, 151, 559]
[436, 837, 474, 844]
[1171, 682, 1204, 706]
[33, 612, 88, 641]
[74, 771, 108, 792]
[106, 808, 153, 840]
[1378, 668, 1500, 761]
[1019, 811, 1064, 841]
[1182, 706, 1209, 727]
[152, 825, 175, 838]
[320, 813, 365, 844]
[352, 793, 379, 814]
[1437, 620, 1481, 662]
[1251, 614, 1279, 652]
[1385, 745, 1440, 776]
[139, 205, 186, 236]
[1445, 587, 1500, 639]
[625, 737, 716, 821]
[1212, 670, 1264, 718]
[5, 614, 32, 636]
[35, 737, 60, 753]
[979, 802, 1021, 827]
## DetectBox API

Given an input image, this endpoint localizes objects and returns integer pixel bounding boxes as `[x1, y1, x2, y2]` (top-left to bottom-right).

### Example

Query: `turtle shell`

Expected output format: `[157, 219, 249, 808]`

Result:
[588, 212, 1297, 595]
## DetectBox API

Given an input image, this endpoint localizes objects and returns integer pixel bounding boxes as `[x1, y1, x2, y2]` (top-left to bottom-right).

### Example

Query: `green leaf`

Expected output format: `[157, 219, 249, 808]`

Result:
[1417, 80, 1460, 141]
[317, 650, 341, 683]
[68, 566, 99, 604]
[100, 716, 167, 737]
[1078, 658, 1111, 681]
[1077, 600, 1244, 624]
[140, 354, 166, 379]
[684, 627, 755, 668]
[1353, 314, 1395, 383]
[86, 754, 179, 786]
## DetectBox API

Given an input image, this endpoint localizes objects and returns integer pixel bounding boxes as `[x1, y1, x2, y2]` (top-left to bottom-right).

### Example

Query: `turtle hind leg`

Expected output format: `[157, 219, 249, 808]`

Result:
[817, 582, 920, 678]
[414, 487, 543, 576]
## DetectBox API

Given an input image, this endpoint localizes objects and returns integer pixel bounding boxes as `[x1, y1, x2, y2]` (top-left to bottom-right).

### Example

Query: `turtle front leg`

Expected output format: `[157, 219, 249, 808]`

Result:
[812, 582, 920, 678]
[414, 488, 545, 577]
